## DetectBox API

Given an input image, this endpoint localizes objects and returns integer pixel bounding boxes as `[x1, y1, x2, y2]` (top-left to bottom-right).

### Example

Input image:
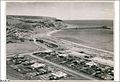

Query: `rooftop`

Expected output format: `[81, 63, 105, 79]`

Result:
[86, 62, 97, 66]
[58, 54, 68, 57]
[31, 63, 45, 68]
[51, 71, 67, 78]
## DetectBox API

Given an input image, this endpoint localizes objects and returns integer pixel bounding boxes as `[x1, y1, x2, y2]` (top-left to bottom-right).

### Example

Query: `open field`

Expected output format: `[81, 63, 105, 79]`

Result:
[52, 28, 113, 52]
[7, 41, 45, 56]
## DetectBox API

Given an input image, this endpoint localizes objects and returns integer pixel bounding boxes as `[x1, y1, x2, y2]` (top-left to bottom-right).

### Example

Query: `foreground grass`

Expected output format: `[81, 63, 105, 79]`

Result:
[7, 41, 44, 56]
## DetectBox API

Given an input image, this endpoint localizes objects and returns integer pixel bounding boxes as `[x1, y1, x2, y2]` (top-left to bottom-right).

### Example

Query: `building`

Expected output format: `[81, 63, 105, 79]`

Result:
[30, 60, 37, 63]
[31, 63, 45, 69]
[86, 61, 97, 67]
[51, 71, 67, 78]
[70, 51, 88, 58]
[17, 55, 25, 58]
[58, 54, 68, 57]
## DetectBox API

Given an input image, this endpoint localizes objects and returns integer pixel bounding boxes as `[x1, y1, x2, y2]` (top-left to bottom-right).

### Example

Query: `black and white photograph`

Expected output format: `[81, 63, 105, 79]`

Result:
[5, 1, 115, 80]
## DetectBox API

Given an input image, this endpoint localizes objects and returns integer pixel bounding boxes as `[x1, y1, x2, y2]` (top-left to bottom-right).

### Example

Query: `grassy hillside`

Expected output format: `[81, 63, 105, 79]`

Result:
[6, 15, 67, 43]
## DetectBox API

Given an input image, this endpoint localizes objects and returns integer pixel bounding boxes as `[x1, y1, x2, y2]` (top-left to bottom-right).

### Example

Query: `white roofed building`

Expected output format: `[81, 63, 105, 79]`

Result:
[58, 54, 68, 57]
[86, 62, 97, 67]
[51, 71, 67, 78]
[31, 63, 45, 68]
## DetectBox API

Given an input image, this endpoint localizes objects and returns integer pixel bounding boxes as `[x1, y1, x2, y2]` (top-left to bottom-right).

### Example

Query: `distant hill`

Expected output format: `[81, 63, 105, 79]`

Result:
[6, 15, 67, 43]
[7, 15, 67, 29]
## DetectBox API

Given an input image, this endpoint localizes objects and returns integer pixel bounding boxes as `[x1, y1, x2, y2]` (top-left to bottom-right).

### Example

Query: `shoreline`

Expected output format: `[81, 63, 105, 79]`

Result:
[48, 29, 113, 54]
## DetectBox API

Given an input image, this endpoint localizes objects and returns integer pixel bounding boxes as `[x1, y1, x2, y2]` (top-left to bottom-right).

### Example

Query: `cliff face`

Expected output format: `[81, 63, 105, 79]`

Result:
[6, 15, 67, 43]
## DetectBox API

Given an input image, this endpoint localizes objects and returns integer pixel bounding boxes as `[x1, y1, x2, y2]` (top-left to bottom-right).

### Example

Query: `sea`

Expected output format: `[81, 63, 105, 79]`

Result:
[52, 20, 113, 52]
[63, 20, 113, 29]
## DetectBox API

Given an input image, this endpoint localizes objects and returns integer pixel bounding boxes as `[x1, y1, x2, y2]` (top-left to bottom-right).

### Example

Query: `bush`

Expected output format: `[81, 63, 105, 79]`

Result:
[14, 23, 33, 31]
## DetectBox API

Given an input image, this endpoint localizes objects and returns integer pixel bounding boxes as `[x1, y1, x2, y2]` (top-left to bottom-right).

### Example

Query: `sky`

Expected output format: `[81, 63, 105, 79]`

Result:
[6, 2, 114, 20]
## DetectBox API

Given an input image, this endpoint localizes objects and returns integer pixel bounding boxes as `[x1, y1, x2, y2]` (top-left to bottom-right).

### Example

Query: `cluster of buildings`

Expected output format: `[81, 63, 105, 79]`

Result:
[7, 55, 69, 80]
[33, 50, 114, 80]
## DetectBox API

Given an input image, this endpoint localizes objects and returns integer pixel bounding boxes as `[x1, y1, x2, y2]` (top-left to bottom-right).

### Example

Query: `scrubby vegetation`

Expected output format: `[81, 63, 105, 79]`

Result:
[6, 15, 67, 43]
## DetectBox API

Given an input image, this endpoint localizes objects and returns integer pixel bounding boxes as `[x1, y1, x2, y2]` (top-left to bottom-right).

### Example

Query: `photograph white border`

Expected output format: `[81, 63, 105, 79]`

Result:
[1, 1, 6, 80]
[0, 0, 119, 81]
